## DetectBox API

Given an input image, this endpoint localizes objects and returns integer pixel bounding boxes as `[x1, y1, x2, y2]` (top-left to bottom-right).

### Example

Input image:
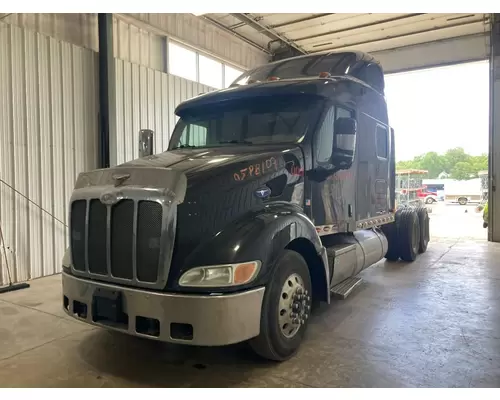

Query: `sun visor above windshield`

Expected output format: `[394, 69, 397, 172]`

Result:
[231, 51, 385, 94]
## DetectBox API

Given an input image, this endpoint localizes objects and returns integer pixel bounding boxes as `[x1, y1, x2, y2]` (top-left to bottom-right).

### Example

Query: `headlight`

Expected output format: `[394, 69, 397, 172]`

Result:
[178, 261, 261, 287]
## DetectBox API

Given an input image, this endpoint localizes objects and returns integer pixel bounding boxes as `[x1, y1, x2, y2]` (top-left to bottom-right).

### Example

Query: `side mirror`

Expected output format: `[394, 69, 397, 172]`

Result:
[331, 117, 356, 169]
[139, 129, 155, 157]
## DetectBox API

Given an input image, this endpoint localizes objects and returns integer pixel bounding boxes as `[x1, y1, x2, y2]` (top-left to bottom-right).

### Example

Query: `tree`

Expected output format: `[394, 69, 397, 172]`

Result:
[419, 152, 445, 179]
[451, 161, 475, 180]
[396, 148, 488, 180]
[443, 147, 469, 173]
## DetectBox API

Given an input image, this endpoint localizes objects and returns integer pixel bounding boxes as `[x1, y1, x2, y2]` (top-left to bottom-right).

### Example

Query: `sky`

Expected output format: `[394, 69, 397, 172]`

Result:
[384, 61, 489, 162]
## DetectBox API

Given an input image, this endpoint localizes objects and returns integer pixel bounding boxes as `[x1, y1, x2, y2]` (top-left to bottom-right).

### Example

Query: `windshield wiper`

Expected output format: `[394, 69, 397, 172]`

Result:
[172, 144, 197, 149]
[218, 140, 253, 145]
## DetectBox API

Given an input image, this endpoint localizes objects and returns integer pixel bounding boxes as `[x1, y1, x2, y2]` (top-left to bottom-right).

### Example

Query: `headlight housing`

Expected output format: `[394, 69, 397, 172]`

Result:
[178, 261, 261, 287]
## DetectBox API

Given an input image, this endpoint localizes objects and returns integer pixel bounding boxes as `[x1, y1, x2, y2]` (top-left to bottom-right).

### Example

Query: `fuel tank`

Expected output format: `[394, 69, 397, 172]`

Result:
[324, 228, 388, 287]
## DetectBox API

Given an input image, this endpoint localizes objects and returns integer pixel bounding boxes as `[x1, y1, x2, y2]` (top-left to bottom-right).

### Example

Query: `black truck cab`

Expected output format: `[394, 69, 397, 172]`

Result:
[61, 51, 428, 361]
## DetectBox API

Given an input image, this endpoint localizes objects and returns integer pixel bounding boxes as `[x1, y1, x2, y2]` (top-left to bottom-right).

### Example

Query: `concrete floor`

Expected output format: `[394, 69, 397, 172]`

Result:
[1, 236, 500, 387]
[428, 202, 487, 240]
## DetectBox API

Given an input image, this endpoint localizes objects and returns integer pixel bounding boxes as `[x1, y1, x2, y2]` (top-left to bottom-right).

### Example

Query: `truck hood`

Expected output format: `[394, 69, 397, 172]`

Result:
[118, 144, 301, 184]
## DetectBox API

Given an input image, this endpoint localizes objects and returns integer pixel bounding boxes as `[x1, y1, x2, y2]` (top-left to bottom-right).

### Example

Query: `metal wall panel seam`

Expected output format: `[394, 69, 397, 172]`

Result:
[0, 24, 15, 286]
[25, 29, 42, 281]
[50, 37, 66, 280]
[115, 59, 125, 165]
[12, 24, 29, 283]
[61, 42, 74, 246]
[161, 73, 169, 148]
[131, 63, 140, 160]
[38, 33, 55, 278]
[123, 60, 133, 163]
[147, 68, 155, 133]
[154, 70, 163, 152]
[139, 65, 148, 131]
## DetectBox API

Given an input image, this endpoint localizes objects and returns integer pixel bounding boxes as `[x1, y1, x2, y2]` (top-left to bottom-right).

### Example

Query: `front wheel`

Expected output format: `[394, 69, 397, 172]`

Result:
[425, 197, 435, 204]
[249, 250, 312, 361]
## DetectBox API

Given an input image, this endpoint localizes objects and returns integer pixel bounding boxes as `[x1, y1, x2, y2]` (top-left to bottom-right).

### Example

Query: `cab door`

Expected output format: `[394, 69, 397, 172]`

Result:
[355, 117, 390, 222]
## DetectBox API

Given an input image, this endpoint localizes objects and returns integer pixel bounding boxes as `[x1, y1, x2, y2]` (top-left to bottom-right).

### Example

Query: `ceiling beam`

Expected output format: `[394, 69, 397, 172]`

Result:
[294, 13, 425, 43]
[269, 14, 333, 29]
[230, 13, 307, 54]
[202, 15, 271, 54]
[308, 18, 486, 53]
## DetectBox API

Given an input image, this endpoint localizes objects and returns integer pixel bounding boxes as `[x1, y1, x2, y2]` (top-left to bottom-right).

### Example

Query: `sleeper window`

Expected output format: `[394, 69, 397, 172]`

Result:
[376, 125, 388, 159]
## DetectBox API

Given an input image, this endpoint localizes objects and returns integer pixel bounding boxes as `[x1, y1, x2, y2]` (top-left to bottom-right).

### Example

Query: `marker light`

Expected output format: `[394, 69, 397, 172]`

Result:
[178, 261, 261, 287]
[319, 72, 331, 78]
[268, 76, 280, 81]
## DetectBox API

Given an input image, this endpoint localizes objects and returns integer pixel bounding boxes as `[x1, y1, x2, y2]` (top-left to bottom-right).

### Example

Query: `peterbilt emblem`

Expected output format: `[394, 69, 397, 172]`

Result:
[255, 186, 271, 199]
[100, 192, 119, 205]
[112, 173, 130, 187]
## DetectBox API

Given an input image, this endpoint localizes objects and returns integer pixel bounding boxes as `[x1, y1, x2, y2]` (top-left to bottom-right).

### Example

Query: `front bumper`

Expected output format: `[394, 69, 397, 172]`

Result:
[62, 272, 265, 346]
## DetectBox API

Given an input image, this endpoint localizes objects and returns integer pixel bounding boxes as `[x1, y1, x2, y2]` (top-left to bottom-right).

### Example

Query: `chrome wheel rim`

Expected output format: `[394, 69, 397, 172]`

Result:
[278, 273, 311, 339]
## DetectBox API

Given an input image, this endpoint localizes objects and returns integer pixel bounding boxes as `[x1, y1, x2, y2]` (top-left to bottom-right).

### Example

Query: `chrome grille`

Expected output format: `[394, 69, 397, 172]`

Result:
[70, 198, 164, 286]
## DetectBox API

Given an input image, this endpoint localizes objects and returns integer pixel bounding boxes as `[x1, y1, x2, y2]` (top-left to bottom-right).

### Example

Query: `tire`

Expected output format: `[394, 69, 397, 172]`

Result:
[415, 207, 430, 253]
[249, 250, 312, 361]
[381, 215, 400, 261]
[397, 209, 421, 262]
[458, 197, 468, 206]
[425, 197, 435, 204]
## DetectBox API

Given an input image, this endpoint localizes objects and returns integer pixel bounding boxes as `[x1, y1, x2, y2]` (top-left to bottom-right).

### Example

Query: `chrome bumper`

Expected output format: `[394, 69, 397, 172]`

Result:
[62, 272, 265, 346]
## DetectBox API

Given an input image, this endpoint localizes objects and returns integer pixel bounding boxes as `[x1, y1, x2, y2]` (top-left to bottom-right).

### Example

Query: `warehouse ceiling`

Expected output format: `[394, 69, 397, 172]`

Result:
[203, 13, 492, 73]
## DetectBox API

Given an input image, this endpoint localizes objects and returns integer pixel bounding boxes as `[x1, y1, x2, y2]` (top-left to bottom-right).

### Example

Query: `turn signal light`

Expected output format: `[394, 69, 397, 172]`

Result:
[234, 262, 259, 285]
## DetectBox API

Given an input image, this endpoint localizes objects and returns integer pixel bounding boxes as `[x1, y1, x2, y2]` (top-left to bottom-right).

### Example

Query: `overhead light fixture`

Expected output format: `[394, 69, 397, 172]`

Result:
[192, 13, 206, 17]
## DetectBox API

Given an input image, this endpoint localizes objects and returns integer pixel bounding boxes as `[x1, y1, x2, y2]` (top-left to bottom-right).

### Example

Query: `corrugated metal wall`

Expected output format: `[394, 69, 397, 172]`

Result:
[0, 15, 248, 285]
[3, 13, 266, 71]
[124, 13, 268, 69]
[0, 22, 99, 286]
[114, 58, 215, 165]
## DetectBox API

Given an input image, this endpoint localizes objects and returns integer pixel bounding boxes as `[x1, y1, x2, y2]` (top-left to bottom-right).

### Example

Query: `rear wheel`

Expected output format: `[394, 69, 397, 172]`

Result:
[381, 210, 401, 261]
[398, 209, 421, 262]
[415, 207, 430, 253]
[425, 197, 435, 204]
[458, 197, 468, 206]
[249, 250, 312, 361]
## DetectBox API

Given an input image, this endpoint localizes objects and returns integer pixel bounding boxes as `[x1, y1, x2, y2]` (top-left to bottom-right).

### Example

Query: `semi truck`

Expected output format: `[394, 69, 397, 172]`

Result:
[61, 51, 430, 361]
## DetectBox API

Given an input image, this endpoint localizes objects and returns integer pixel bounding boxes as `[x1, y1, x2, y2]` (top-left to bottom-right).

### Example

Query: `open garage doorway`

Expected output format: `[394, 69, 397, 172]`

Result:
[385, 61, 489, 241]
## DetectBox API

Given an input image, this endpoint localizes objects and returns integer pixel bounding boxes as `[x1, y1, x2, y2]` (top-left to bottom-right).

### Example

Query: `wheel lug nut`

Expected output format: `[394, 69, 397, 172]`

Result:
[292, 318, 299, 324]
[306, 305, 311, 311]
[290, 312, 297, 318]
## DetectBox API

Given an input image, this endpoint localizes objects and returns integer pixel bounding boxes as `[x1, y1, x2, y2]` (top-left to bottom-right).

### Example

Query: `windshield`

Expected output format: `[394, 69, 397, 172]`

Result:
[169, 94, 322, 149]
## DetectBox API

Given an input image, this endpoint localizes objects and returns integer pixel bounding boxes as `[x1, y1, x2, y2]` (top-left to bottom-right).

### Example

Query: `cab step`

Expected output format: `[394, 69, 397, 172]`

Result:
[330, 277, 362, 300]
